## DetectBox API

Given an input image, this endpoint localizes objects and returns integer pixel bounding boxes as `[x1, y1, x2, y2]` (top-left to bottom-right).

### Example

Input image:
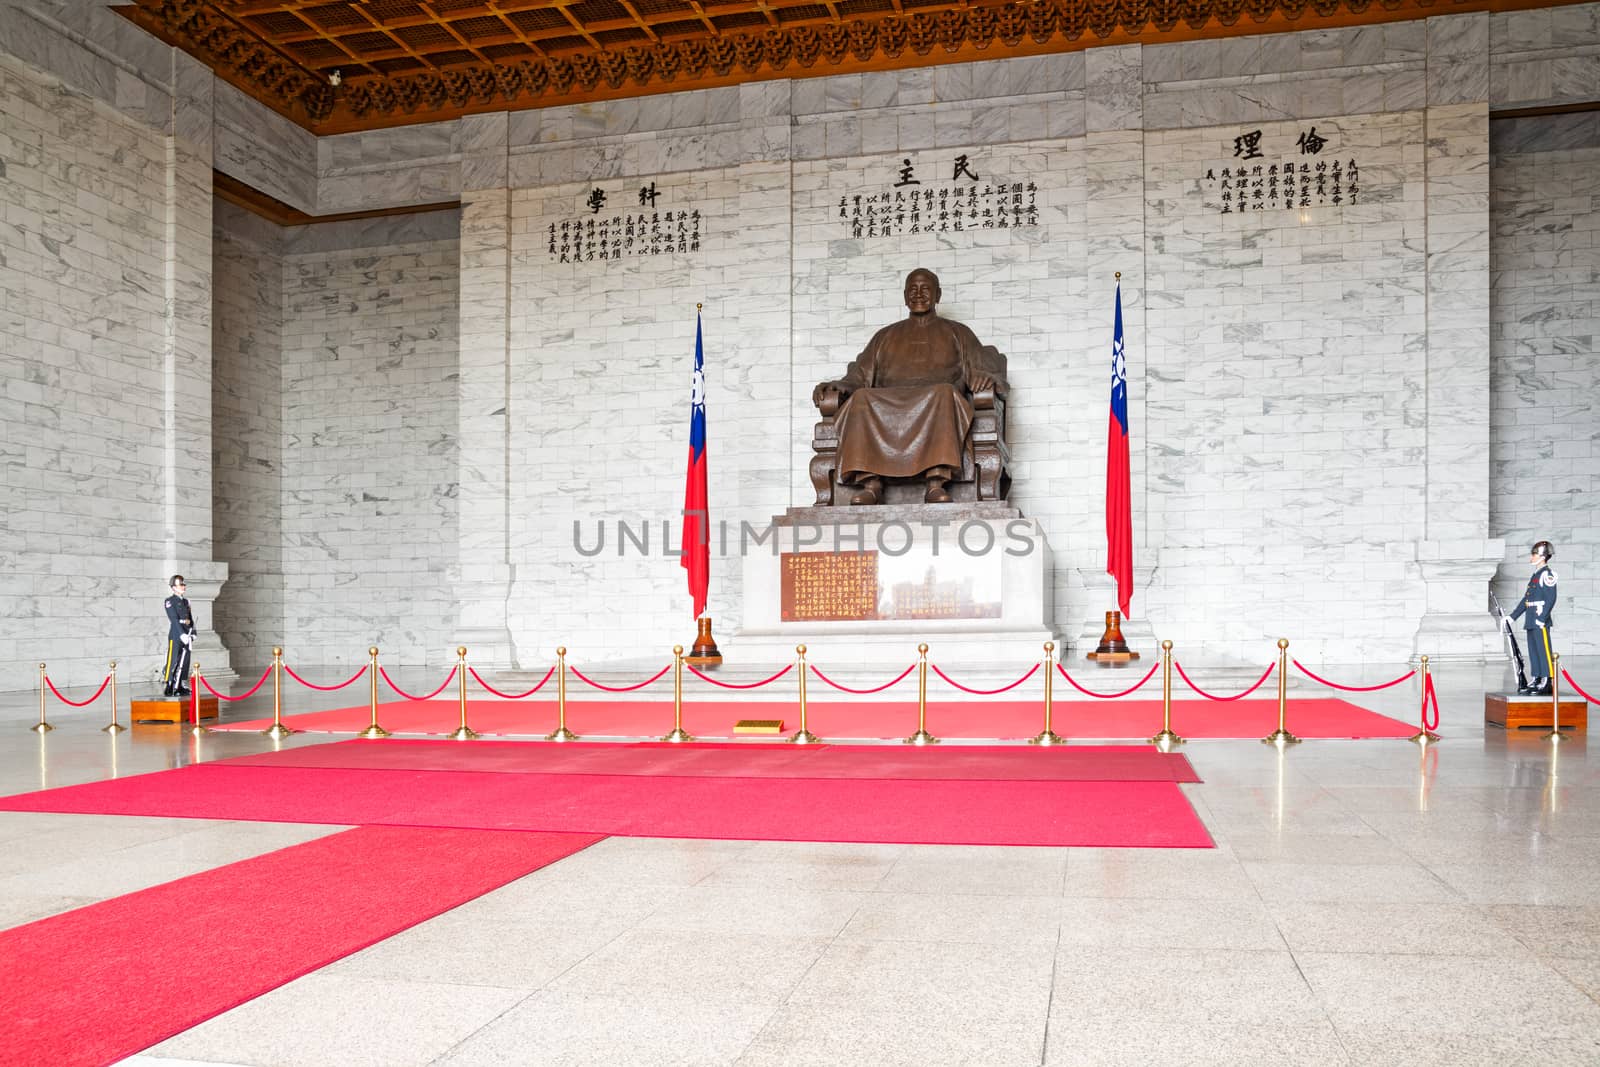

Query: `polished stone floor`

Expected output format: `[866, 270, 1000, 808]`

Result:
[3, 660, 1599, 1066]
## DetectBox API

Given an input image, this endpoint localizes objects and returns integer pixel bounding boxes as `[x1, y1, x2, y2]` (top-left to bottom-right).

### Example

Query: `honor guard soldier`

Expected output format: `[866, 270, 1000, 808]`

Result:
[162, 575, 195, 696]
[1509, 541, 1558, 697]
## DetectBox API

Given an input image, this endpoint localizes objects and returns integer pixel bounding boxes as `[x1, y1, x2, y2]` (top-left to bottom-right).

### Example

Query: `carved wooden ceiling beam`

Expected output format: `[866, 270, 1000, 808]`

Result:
[114, 0, 1586, 134]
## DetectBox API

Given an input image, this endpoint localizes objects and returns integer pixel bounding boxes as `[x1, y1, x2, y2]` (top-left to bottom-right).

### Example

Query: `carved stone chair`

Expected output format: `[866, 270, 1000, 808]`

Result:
[808, 345, 1013, 507]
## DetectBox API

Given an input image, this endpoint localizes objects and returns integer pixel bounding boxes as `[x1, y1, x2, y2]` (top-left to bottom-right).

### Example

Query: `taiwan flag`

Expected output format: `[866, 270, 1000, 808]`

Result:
[1106, 281, 1133, 619]
[680, 311, 710, 619]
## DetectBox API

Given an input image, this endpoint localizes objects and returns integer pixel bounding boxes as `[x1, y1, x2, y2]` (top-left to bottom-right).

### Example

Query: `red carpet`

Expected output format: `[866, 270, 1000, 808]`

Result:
[210, 696, 1415, 740]
[0, 825, 599, 1067]
[215, 739, 1203, 782]
[0, 762, 1212, 848]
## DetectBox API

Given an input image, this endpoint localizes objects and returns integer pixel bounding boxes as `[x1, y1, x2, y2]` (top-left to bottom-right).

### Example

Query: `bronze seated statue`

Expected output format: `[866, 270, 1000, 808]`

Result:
[809, 268, 1012, 507]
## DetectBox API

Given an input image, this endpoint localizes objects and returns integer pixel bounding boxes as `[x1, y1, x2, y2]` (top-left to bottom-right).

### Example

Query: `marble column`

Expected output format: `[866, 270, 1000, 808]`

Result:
[451, 114, 519, 666]
[1413, 14, 1502, 662]
[1074, 45, 1159, 654]
[165, 52, 233, 678]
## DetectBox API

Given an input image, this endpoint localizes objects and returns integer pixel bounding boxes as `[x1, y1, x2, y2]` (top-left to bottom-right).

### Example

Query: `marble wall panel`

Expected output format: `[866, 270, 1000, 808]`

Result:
[0, 51, 189, 691]
[1142, 111, 1431, 660]
[212, 203, 285, 657]
[213, 82, 317, 215]
[278, 231, 462, 666]
[1489, 116, 1600, 653]
[503, 163, 792, 662]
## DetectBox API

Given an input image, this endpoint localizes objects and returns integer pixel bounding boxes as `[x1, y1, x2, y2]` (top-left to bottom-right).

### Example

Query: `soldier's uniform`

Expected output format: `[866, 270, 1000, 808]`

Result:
[162, 592, 195, 696]
[1510, 555, 1557, 695]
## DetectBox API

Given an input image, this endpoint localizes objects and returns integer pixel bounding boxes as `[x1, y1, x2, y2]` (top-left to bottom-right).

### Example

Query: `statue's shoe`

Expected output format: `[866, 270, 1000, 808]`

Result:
[924, 485, 951, 503]
[850, 487, 881, 505]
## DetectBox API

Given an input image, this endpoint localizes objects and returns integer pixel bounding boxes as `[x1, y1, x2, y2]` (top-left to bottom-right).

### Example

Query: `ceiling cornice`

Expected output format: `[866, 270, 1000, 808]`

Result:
[115, 0, 1586, 135]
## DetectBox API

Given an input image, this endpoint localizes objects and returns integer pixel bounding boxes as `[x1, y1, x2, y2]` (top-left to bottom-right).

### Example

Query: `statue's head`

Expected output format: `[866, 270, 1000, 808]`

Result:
[903, 268, 941, 316]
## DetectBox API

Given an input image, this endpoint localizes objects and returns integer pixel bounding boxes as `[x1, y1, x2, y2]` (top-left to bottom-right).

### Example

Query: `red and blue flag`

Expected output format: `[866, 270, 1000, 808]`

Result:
[1106, 281, 1133, 618]
[680, 311, 709, 618]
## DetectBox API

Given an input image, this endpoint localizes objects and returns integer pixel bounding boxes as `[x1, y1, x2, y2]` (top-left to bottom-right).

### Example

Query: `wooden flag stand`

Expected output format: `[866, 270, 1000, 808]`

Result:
[1086, 610, 1140, 665]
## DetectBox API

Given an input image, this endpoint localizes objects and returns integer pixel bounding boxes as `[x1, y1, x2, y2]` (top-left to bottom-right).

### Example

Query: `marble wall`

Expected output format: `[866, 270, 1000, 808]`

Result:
[1489, 112, 1600, 655]
[0, 48, 222, 694]
[5, 3, 1600, 692]
[211, 203, 285, 658]
[278, 219, 462, 667]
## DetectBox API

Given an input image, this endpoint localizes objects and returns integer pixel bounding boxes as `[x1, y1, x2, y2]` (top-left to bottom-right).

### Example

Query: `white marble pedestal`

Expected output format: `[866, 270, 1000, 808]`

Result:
[734, 506, 1055, 665]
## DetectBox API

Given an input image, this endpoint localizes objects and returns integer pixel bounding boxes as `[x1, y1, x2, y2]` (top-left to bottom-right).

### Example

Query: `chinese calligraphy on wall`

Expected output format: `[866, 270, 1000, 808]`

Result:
[840, 155, 1040, 239]
[1198, 126, 1362, 214]
[548, 180, 702, 262]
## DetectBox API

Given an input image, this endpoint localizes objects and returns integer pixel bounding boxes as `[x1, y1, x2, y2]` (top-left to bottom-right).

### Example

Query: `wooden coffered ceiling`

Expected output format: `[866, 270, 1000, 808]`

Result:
[116, 0, 1577, 134]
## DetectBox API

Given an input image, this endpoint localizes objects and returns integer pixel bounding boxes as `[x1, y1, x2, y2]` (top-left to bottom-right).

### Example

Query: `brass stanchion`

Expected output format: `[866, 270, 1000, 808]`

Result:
[905, 643, 938, 745]
[103, 661, 125, 734]
[262, 647, 295, 739]
[1261, 638, 1300, 746]
[662, 645, 694, 743]
[1030, 642, 1063, 746]
[791, 645, 820, 744]
[1408, 654, 1440, 745]
[33, 663, 52, 733]
[448, 646, 478, 740]
[1150, 639, 1184, 750]
[188, 660, 209, 735]
[547, 647, 577, 741]
[1545, 651, 1567, 744]
[357, 646, 389, 739]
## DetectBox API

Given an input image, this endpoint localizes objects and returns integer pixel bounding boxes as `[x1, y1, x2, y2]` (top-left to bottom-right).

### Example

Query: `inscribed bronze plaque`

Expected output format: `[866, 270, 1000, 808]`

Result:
[782, 551, 879, 621]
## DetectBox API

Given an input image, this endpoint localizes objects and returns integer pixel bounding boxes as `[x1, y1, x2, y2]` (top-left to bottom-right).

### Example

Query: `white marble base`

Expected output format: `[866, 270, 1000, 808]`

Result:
[737, 514, 1055, 668]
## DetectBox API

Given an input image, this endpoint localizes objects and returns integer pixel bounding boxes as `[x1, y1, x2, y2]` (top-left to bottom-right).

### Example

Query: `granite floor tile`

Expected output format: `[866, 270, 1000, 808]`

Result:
[1243, 861, 1462, 904]
[0, 892, 99, 929]
[1297, 951, 1600, 1038]
[1061, 844, 1258, 899]
[875, 844, 1068, 896]
[1059, 896, 1286, 951]
[542, 928, 830, 1006]
[1050, 947, 1326, 1030]
[1338, 1030, 1600, 1066]
[144, 973, 530, 1067]
[737, 1004, 1046, 1067]
[436, 990, 776, 1066]
[1267, 900, 1529, 956]
[1040, 1021, 1350, 1066]
[699, 841, 903, 891]
[1487, 904, 1600, 958]
[635, 885, 867, 938]
[838, 890, 1060, 945]
[784, 937, 1055, 1018]
[321, 910, 629, 990]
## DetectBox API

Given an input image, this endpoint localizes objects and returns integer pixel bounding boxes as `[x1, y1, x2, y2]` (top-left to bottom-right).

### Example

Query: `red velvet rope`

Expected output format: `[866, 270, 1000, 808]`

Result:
[379, 665, 458, 702]
[931, 662, 1040, 695]
[1563, 669, 1597, 706]
[284, 663, 368, 691]
[810, 662, 918, 694]
[43, 675, 111, 707]
[685, 663, 793, 689]
[1174, 661, 1275, 702]
[468, 665, 555, 699]
[1293, 659, 1416, 692]
[569, 664, 672, 692]
[1421, 673, 1441, 732]
[1056, 660, 1160, 699]
[197, 665, 272, 703]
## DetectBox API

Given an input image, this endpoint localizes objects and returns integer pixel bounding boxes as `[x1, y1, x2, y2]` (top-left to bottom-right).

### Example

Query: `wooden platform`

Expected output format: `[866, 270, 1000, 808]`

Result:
[130, 695, 218, 725]
[1485, 693, 1587, 731]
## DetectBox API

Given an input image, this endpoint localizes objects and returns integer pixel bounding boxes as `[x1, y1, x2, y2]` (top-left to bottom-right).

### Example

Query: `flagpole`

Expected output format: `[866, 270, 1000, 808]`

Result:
[683, 303, 722, 669]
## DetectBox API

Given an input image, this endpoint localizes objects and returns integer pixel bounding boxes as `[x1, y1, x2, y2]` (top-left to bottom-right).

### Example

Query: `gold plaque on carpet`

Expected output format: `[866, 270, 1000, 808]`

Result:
[734, 719, 785, 735]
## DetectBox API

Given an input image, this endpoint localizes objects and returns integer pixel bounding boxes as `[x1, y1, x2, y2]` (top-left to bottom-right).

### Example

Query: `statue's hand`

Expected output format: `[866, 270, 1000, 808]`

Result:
[813, 382, 845, 409]
[968, 373, 994, 395]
